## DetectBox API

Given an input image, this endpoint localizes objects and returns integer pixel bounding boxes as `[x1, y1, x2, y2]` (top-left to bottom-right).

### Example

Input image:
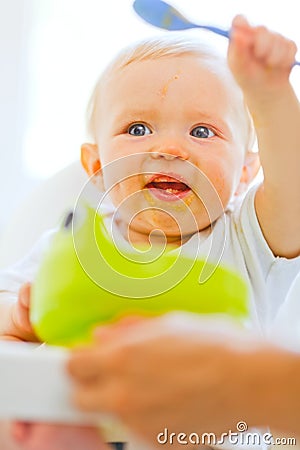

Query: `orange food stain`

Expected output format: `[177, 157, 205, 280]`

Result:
[160, 73, 180, 98]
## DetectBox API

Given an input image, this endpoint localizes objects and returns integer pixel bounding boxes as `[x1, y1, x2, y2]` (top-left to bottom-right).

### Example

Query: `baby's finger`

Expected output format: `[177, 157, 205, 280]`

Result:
[231, 14, 251, 31]
[10, 285, 40, 341]
[253, 26, 274, 61]
[18, 283, 31, 309]
[264, 34, 290, 67]
[0, 335, 25, 342]
[230, 15, 253, 47]
[284, 39, 298, 68]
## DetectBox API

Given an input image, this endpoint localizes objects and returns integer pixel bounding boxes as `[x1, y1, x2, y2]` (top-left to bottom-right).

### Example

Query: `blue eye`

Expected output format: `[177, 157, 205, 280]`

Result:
[190, 126, 215, 139]
[128, 123, 152, 136]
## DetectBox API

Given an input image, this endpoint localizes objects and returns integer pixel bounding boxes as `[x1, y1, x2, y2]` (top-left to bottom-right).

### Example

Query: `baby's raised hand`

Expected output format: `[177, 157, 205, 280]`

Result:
[1, 284, 39, 342]
[228, 15, 297, 96]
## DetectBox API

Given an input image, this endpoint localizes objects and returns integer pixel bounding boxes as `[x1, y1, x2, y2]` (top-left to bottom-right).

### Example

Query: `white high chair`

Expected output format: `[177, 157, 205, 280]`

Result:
[0, 161, 88, 269]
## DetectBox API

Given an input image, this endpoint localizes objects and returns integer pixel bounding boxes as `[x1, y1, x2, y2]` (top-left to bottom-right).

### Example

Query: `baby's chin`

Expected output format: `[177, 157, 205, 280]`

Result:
[128, 209, 203, 241]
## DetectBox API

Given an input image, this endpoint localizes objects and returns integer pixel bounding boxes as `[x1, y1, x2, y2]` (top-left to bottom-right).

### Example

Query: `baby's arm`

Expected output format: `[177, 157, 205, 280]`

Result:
[228, 16, 300, 258]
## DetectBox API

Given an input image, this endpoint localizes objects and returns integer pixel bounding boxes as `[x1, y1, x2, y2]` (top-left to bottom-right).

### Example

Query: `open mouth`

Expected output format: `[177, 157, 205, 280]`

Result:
[145, 174, 192, 202]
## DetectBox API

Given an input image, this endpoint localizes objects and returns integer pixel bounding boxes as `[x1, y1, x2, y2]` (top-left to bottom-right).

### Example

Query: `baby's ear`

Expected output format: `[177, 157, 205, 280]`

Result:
[235, 151, 260, 196]
[81, 143, 101, 175]
[81, 143, 104, 190]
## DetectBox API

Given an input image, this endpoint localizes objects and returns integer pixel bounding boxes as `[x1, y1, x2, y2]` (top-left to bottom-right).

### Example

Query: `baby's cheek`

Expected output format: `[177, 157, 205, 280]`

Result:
[108, 183, 122, 207]
[107, 176, 142, 209]
[204, 165, 233, 209]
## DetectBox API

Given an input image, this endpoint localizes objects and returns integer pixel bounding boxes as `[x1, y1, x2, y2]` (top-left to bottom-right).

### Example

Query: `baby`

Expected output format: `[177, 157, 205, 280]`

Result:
[1, 14, 300, 450]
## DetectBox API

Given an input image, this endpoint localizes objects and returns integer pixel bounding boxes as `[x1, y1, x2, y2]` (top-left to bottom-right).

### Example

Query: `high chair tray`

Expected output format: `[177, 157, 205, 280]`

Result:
[0, 342, 101, 424]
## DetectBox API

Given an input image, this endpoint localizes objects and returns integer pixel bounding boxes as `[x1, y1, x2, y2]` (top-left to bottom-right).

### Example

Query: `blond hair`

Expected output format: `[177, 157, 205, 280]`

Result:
[86, 35, 255, 149]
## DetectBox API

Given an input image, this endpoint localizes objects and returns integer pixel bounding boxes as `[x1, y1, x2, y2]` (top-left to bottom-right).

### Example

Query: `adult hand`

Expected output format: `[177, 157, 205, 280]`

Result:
[68, 314, 282, 448]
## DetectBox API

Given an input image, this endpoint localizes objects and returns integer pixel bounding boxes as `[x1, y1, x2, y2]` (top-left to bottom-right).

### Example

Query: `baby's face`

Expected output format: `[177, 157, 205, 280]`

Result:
[94, 55, 249, 241]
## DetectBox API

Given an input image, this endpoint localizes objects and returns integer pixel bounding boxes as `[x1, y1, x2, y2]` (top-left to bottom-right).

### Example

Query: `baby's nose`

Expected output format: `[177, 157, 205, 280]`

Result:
[150, 144, 189, 160]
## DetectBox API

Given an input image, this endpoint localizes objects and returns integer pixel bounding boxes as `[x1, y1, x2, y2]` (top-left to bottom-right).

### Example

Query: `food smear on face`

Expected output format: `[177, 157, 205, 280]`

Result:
[160, 73, 180, 98]
[143, 174, 194, 212]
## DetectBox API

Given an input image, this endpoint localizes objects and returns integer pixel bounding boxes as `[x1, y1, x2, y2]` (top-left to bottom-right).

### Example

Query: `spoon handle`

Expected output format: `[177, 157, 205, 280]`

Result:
[196, 24, 229, 39]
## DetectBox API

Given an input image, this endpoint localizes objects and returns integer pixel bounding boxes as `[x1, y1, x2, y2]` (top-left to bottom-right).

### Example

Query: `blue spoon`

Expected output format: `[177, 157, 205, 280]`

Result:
[133, 0, 300, 66]
[133, 0, 229, 38]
